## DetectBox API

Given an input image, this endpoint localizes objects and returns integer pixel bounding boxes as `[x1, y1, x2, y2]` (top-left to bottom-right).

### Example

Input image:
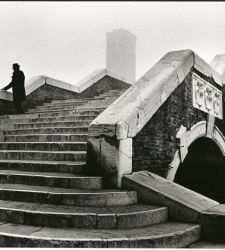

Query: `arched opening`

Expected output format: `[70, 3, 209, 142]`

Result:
[174, 137, 225, 203]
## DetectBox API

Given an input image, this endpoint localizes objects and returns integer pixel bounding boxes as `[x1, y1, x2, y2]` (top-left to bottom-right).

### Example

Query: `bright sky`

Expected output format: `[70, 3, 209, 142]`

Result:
[0, 1, 225, 88]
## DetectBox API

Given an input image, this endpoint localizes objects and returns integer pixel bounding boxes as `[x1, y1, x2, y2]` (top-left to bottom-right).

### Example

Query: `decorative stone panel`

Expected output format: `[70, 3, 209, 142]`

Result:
[192, 73, 223, 119]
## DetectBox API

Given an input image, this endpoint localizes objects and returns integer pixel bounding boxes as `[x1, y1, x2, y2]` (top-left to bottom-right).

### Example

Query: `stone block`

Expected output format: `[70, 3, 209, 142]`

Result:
[123, 171, 218, 222]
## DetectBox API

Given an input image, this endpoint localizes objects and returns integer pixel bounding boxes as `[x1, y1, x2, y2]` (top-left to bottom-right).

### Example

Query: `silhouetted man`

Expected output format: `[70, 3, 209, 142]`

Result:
[3, 63, 26, 114]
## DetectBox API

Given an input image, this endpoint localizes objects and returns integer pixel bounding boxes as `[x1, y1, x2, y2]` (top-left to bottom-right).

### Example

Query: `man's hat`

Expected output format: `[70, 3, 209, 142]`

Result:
[13, 63, 20, 67]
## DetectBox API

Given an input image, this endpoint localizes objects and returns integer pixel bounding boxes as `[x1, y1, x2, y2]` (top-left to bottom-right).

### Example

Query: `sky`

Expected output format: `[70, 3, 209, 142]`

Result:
[0, 1, 225, 89]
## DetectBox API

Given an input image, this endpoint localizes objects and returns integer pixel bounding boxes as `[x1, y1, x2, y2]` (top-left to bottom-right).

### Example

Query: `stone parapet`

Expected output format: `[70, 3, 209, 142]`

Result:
[88, 50, 223, 187]
[1, 68, 131, 106]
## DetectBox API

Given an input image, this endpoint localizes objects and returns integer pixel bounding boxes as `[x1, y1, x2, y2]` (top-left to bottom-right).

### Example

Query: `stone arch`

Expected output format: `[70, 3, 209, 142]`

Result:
[167, 121, 225, 182]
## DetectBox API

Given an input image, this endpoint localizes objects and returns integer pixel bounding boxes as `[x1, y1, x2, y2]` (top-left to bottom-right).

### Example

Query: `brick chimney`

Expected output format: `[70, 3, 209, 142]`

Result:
[106, 28, 136, 84]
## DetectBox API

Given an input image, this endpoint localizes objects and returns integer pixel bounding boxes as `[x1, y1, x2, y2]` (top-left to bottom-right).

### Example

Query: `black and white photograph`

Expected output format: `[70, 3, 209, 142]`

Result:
[0, 1, 225, 248]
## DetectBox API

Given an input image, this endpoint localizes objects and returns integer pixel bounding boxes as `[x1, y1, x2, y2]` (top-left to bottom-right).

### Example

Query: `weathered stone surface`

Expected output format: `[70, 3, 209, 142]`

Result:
[116, 207, 167, 228]
[97, 214, 116, 229]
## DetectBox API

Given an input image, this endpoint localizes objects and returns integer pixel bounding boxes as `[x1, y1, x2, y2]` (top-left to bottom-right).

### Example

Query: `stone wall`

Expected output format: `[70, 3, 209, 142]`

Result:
[132, 70, 210, 177]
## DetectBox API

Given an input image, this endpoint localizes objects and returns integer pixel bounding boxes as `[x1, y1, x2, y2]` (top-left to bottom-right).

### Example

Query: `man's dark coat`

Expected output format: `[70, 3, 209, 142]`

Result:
[4, 70, 26, 104]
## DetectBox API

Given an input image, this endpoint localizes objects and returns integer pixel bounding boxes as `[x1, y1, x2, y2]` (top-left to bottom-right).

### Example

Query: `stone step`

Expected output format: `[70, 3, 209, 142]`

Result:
[0, 184, 137, 206]
[33, 104, 108, 110]
[28, 115, 96, 123]
[26, 110, 101, 117]
[27, 106, 106, 114]
[50, 96, 108, 104]
[0, 221, 200, 247]
[0, 150, 86, 161]
[42, 100, 86, 107]
[0, 200, 167, 229]
[43, 99, 116, 109]
[50, 99, 90, 104]
[0, 142, 87, 151]
[0, 160, 86, 174]
[4, 126, 89, 135]
[4, 133, 88, 142]
[26, 108, 103, 116]
[14, 120, 91, 129]
[0, 170, 102, 189]
[1, 115, 95, 124]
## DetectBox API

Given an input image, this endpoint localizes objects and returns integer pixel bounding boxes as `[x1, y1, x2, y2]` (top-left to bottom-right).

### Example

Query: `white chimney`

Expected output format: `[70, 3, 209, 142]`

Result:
[106, 28, 136, 84]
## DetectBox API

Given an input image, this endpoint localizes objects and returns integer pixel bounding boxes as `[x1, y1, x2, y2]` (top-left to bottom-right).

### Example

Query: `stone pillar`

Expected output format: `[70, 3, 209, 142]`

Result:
[211, 54, 225, 80]
[106, 28, 136, 84]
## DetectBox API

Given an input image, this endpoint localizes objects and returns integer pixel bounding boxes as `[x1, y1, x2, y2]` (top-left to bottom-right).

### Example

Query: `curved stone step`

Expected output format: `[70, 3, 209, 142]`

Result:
[14, 121, 91, 129]
[0, 222, 201, 247]
[0, 200, 167, 229]
[0, 160, 86, 174]
[0, 184, 137, 206]
[0, 170, 102, 189]
[4, 126, 89, 135]
[4, 133, 88, 142]
[0, 150, 86, 161]
[0, 142, 87, 151]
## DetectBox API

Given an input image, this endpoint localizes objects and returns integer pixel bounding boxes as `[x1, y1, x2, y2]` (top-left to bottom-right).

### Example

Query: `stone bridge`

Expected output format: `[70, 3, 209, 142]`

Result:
[0, 29, 225, 246]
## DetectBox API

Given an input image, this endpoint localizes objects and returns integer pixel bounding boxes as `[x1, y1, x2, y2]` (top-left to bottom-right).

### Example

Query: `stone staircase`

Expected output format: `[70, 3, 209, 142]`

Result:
[0, 89, 201, 247]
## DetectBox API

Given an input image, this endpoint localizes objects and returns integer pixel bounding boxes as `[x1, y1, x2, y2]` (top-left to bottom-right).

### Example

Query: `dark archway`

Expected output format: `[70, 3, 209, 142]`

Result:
[174, 137, 225, 203]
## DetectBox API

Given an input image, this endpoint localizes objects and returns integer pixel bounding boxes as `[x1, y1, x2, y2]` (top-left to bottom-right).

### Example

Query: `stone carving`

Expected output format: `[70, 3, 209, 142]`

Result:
[193, 74, 223, 119]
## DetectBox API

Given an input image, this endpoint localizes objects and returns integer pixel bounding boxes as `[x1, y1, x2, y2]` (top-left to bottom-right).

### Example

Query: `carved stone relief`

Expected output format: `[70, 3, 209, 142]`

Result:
[193, 73, 223, 119]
